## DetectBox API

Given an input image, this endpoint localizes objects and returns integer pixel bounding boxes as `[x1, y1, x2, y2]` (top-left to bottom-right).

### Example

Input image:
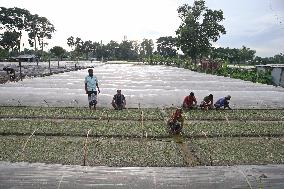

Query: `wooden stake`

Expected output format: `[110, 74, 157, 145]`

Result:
[22, 128, 38, 156]
[141, 110, 144, 138]
[83, 129, 92, 166]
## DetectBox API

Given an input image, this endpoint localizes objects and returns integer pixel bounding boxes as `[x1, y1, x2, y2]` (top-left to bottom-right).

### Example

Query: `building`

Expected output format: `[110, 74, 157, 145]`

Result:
[255, 64, 284, 87]
[11, 54, 37, 62]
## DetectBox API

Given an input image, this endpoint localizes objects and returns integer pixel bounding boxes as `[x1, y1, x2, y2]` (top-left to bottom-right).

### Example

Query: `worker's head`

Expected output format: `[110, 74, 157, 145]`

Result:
[88, 69, 93, 76]
[225, 95, 231, 100]
[117, 89, 121, 94]
[209, 94, 213, 99]
[190, 92, 194, 96]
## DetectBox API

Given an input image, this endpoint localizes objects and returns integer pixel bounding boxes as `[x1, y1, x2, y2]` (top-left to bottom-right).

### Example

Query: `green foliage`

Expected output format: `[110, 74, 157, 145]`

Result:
[26, 14, 55, 52]
[50, 46, 66, 60]
[176, 0, 226, 63]
[192, 138, 284, 165]
[215, 65, 272, 85]
[140, 39, 154, 60]
[0, 48, 9, 59]
[0, 6, 55, 55]
[156, 36, 177, 58]
[0, 107, 284, 166]
[0, 31, 21, 51]
[210, 46, 256, 64]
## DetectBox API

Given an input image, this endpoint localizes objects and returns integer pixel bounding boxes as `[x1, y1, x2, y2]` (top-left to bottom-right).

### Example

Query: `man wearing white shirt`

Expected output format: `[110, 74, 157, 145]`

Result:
[85, 69, 100, 110]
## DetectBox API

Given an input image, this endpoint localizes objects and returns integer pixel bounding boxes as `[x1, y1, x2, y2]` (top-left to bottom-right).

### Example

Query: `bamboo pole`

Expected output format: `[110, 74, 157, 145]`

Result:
[19, 60, 22, 81]
[202, 131, 213, 166]
[83, 129, 92, 166]
[141, 110, 144, 138]
[22, 128, 38, 156]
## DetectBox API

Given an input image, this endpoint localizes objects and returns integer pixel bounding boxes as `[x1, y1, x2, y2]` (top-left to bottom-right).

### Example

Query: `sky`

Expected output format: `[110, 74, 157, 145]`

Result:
[0, 0, 283, 57]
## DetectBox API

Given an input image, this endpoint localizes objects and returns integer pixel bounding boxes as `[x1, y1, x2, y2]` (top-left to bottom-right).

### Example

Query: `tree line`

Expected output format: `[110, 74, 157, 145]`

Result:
[0, 1, 283, 65]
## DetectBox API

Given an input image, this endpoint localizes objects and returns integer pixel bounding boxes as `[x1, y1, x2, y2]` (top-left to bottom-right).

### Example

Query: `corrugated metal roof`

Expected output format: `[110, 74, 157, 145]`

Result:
[255, 64, 284, 68]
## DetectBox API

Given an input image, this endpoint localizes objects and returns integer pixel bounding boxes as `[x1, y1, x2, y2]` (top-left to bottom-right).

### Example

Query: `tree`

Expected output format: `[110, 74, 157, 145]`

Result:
[239, 46, 255, 64]
[156, 36, 177, 58]
[0, 31, 20, 51]
[91, 41, 101, 60]
[106, 40, 120, 60]
[274, 53, 284, 64]
[26, 14, 55, 56]
[67, 36, 83, 60]
[81, 40, 93, 59]
[50, 46, 65, 67]
[176, 0, 226, 64]
[140, 39, 154, 62]
[0, 7, 31, 52]
[36, 16, 55, 56]
[67, 36, 75, 50]
[117, 40, 138, 60]
[0, 47, 9, 59]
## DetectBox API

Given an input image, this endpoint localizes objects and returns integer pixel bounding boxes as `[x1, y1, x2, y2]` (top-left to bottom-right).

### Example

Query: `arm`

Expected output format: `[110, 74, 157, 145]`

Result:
[112, 95, 115, 104]
[123, 95, 126, 106]
[182, 97, 187, 107]
[209, 99, 213, 106]
[84, 76, 88, 94]
[96, 82, 100, 93]
[85, 83, 88, 94]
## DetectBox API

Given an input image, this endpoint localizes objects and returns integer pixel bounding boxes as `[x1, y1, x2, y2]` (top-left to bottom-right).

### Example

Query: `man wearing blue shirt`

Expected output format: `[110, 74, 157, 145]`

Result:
[214, 95, 232, 110]
[85, 69, 100, 110]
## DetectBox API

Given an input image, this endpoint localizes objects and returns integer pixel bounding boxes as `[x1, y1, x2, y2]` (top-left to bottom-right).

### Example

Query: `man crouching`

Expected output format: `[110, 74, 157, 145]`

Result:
[167, 108, 184, 135]
[112, 89, 126, 110]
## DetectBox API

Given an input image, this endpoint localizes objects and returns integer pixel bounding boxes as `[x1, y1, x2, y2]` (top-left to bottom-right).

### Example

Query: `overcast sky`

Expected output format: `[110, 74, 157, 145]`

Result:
[1, 0, 283, 57]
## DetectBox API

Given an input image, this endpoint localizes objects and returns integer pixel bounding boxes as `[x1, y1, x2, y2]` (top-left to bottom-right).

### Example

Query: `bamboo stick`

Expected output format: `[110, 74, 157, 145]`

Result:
[83, 129, 92, 166]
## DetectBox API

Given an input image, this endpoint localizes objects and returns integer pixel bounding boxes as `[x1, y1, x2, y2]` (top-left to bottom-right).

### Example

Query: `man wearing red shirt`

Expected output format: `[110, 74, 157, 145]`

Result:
[182, 92, 197, 110]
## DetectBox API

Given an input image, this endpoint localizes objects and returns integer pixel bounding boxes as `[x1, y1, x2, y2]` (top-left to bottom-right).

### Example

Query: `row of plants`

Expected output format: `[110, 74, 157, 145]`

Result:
[0, 120, 167, 138]
[0, 107, 163, 120]
[184, 121, 284, 137]
[1, 107, 283, 121]
[0, 119, 283, 138]
[191, 137, 284, 165]
[169, 109, 284, 121]
[0, 136, 185, 167]
[1, 135, 283, 166]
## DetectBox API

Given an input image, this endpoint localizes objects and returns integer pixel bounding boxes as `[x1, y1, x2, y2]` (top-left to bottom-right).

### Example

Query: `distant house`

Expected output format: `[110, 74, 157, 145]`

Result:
[199, 59, 221, 71]
[11, 54, 37, 62]
[256, 64, 284, 87]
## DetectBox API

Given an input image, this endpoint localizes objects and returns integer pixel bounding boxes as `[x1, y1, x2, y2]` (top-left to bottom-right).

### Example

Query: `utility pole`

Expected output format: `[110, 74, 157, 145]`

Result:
[101, 40, 103, 62]
[19, 60, 22, 81]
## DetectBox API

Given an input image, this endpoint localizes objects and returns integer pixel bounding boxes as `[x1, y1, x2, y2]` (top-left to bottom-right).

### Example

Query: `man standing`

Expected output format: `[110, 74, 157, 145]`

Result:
[182, 92, 197, 110]
[112, 89, 126, 110]
[214, 95, 232, 110]
[85, 69, 100, 110]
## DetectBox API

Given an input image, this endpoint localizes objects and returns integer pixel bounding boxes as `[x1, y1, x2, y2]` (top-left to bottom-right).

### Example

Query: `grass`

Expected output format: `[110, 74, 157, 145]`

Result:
[0, 136, 184, 167]
[191, 137, 284, 165]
